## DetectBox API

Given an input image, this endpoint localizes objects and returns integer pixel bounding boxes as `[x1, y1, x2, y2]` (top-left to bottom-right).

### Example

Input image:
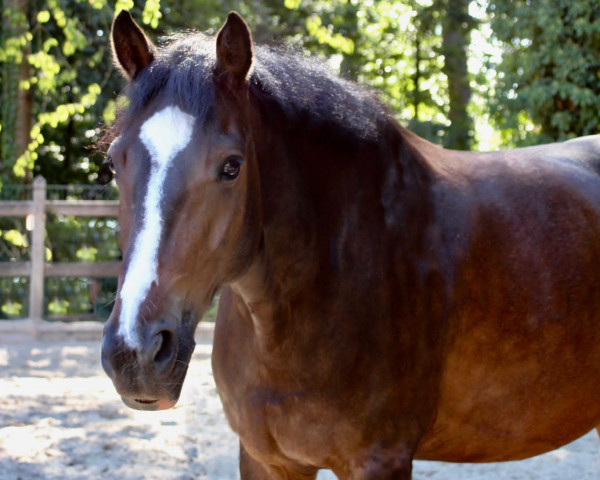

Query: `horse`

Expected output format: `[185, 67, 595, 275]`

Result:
[100, 10, 600, 479]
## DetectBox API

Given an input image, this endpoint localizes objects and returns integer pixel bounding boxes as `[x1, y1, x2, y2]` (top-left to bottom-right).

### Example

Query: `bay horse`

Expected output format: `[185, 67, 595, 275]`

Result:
[101, 10, 600, 479]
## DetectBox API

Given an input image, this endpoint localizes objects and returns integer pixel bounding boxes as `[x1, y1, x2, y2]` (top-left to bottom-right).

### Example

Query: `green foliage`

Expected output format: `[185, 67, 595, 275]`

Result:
[270, 0, 466, 146]
[142, 0, 162, 28]
[1, 5, 26, 185]
[115, 0, 134, 13]
[488, 0, 600, 145]
[0, 212, 30, 318]
[44, 276, 116, 319]
[0, 0, 135, 186]
[0, 278, 28, 318]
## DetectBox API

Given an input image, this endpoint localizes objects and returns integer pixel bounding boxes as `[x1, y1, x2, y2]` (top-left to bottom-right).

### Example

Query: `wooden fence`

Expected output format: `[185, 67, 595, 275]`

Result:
[0, 176, 120, 340]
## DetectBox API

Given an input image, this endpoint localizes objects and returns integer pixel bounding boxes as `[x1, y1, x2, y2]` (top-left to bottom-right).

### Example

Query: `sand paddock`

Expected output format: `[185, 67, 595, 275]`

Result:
[1, 339, 599, 479]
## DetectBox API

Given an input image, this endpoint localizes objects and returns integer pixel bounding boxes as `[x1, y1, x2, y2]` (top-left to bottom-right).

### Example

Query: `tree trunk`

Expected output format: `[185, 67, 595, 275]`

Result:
[1, 0, 32, 184]
[440, 0, 473, 150]
[414, 35, 421, 122]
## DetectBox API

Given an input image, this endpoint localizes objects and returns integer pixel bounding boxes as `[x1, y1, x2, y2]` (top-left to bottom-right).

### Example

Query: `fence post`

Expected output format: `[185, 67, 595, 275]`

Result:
[29, 176, 46, 335]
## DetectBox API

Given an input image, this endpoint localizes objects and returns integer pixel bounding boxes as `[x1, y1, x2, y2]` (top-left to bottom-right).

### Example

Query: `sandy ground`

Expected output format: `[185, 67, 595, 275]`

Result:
[1, 340, 599, 480]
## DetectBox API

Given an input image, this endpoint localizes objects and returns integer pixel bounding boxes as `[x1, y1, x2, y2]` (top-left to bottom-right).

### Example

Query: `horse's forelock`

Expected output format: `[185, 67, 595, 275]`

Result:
[105, 34, 216, 141]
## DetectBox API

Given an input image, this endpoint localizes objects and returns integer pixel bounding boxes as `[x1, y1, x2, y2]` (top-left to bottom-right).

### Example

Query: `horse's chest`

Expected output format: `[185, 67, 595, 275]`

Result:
[219, 380, 348, 465]
[210, 288, 444, 466]
[212, 339, 349, 464]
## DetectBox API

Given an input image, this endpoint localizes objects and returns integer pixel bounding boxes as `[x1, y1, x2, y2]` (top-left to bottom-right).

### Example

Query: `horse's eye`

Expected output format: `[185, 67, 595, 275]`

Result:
[99, 154, 118, 185]
[105, 155, 116, 175]
[220, 156, 243, 181]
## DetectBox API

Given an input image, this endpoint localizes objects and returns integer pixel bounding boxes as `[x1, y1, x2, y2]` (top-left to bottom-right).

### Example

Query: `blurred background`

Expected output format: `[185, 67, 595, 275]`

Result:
[1, 0, 599, 322]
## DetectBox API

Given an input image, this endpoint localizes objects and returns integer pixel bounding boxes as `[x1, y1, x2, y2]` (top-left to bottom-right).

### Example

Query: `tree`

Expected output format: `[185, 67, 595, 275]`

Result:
[270, 0, 452, 144]
[438, 0, 474, 150]
[1, 0, 32, 185]
[0, 0, 164, 187]
[488, 0, 600, 146]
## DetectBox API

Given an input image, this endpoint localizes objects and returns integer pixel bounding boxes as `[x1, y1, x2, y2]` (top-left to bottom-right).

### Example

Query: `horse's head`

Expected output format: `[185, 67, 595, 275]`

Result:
[101, 11, 261, 410]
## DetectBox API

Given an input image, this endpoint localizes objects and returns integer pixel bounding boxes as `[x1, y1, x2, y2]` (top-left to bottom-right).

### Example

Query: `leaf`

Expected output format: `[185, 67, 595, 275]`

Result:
[88, 0, 106, 9]
[76, 246, 98, 262]
[102, 99, 117, 125]
[37, 10, 51, 23]
[142, 0, 162, 29]
[284, 0, 302, 9]
[306, 15, 354, 54]
[3, 230, 28, 248]
[48, 298, 69, 315]
[43, 38, 59, 52]
[2, 301, 23, 317]
[115, 0, 134, 13]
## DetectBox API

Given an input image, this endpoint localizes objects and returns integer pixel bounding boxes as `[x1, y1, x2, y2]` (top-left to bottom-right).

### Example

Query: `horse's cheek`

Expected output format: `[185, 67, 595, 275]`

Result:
[209, 208, 235, 251]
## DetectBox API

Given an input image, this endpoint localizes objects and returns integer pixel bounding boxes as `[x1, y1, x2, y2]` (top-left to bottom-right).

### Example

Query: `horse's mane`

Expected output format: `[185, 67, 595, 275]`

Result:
[250, 44, 389, 144]
[106, 32, 391, 147]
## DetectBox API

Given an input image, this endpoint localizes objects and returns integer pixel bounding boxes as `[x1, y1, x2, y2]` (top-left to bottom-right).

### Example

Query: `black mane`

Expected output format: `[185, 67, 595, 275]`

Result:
[113, 33, 391, 145]
[250, 45, 389, 143]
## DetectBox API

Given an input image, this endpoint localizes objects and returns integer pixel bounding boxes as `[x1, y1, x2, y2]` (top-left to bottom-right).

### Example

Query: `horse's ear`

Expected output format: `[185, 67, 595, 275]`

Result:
[215, 12, 253, 89]
[111, 10, 156, 81]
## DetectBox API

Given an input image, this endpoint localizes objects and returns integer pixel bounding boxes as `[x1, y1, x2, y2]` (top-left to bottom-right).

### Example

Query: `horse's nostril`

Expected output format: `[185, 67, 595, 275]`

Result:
[153, 329, 175, 366]
[130, 326, 178, 375]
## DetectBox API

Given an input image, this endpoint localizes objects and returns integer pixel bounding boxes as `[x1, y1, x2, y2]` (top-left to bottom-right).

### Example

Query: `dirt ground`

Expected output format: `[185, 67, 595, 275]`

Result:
[1, 339, 599, 480]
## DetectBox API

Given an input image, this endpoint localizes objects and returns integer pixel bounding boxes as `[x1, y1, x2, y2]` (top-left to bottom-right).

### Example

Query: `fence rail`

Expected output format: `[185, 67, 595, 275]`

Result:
[0, 176, 121, 340]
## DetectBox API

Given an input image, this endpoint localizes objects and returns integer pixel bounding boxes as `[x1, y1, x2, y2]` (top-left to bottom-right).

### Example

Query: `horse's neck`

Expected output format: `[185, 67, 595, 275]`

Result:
[233, 146, 319, 304]
[232, 121, 436, 351]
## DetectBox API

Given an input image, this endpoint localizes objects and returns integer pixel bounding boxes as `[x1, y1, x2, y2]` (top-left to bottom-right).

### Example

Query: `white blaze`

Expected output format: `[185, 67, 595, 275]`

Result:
[118, 105, 195, 348]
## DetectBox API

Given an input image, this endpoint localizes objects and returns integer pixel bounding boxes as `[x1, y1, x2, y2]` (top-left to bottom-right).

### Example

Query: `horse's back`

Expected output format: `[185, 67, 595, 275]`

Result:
[417, 134, 600, 462]
[552, 134, 600, 175]
[463, 134, 600, 196]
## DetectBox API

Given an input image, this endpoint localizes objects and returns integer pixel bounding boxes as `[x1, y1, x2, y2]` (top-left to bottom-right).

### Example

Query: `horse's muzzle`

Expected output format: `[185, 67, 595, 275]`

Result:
[121, 397, 178, 411]
[101, 314, 195, 411]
